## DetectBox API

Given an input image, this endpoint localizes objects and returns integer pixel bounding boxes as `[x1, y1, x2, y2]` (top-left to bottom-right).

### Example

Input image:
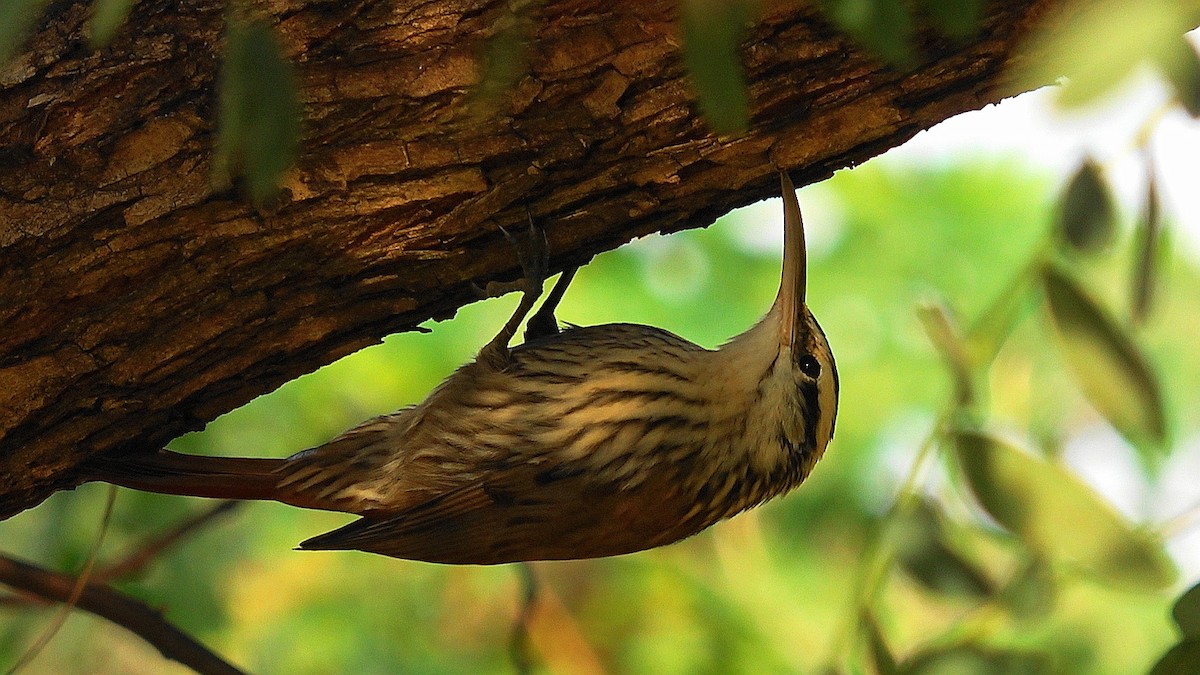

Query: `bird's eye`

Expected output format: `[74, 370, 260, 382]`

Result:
[797, 354, 821, 379]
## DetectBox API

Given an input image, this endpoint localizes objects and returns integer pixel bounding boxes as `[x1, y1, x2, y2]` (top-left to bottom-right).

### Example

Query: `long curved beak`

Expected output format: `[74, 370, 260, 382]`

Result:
[775, 170, 807, 350]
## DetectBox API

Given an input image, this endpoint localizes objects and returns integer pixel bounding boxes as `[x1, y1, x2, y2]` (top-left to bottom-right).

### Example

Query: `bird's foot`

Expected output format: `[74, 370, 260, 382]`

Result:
[472, 215, 548, 300]
[478, 214, 550, 367]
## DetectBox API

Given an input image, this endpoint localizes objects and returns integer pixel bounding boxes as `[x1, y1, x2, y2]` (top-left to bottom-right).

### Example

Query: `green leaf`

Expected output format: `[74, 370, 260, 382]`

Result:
[1150, 639, 1200, 675]
[865, 611, 899, 675]
[1158, 35, 1200, 117]
[821, 0, 916, 67]
[215, 21, 302, 205]
[680, 0, 752, 134]
[1041, 264, 1168, 456]
[918, 301, 975, 408]
[1001, 556, 1055, 621]
[900, 643, 1050, 675]
[0, 0, 47, 66]
[470, 4, 533, 114]
[1131, 161, 1163, 323]
[895, 499, 994, 600]
[89, 0, 135, 47]
[1057, 159, 1116, 254]
[918, 0, 983, 40]
[953, 429, 1176, 591]
[1173, 582, 1200, 638]
[1017, 0, 1194, 107]
[964, 270, 1036, 370]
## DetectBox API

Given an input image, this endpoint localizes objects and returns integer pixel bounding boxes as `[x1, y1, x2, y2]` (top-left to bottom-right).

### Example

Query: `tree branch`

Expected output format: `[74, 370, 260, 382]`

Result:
[93, 500, 242, 583]
[0, 0, 1058, 516]
[0, 553, 246, 675]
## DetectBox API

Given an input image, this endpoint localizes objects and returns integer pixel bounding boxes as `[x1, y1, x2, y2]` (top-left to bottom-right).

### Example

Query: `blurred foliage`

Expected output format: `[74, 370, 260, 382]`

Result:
[470, 0, 537, 116]
[1018, 0, 1200, 108]
[1057, 159, 1117, 254]
[680, 0, 753, 134]
[0, 0, 46, 66]
[819, 0, 917, 67]
[1154, 582, 1200, 673]
[88, 0, 134, 48]
[1041, 264, 1167, 459]
[917, 0, 984, 42]
[212, 19, 302, 206]
[953, 429, 1173, 591]
[4, 153, 1200, 673]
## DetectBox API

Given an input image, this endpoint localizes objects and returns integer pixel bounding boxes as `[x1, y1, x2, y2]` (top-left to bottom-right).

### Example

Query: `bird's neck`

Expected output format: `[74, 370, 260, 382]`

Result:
[710, 303, 786, 383]
[704, 305, 798, 474]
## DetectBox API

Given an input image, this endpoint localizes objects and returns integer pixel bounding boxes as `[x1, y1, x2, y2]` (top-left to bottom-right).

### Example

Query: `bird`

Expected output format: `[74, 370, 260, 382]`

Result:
[84, 171, 839, 565]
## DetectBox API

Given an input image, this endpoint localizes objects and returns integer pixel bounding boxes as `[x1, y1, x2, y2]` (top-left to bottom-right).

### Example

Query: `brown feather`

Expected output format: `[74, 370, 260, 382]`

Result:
[297, 447, 764, 564]
[84, 450, 331, 513]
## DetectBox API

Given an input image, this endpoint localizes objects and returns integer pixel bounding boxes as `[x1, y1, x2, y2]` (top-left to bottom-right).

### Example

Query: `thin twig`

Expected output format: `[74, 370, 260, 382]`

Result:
[95, 500, 241, 583]
[826, 407, 953, 670]
[509, 562, 539, 675]
[6, 487, 117, 674]
[1130, 149, 1161, 325]
[1128, 98, 1174, 155]
[1159, 495, 1200, 541]
[0, 553, 246, 675]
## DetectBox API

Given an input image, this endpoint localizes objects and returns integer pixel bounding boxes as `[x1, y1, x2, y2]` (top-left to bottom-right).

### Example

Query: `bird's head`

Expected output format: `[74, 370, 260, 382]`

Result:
[773, 171, 839, 460]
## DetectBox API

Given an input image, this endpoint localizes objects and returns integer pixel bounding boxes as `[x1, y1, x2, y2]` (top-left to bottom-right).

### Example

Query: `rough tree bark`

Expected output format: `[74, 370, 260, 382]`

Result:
[0, 0, 1058, 517]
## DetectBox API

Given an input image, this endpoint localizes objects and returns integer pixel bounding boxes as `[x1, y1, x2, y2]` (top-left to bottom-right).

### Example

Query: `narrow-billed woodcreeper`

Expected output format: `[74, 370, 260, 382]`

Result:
[85, 171, 839, 564]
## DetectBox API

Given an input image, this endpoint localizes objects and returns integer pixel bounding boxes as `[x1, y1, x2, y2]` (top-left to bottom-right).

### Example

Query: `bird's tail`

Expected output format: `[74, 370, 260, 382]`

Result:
[81, 449, 333, 511]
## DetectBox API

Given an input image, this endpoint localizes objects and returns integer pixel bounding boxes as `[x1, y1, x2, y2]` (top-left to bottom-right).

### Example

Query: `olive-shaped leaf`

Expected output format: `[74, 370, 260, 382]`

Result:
[1057, 159, 1116, 254]
[919, 302, 975, 408]
[1173, 582, 1200, 638]
[918, 0, 983, 41]
[820, 0, 916, 67]
[865, 611, 899, 675]
[1159, 36, 1200, 118]
[900, 643, 1050, 675]
[1001, 555, 1055, 621]
[680, 0, 752, 135]
[1041, 264, 1168, 457]
[214, 21, 302, 205]
[1131, 162, 1163, 323]
[0, 0, 47, 65]
[953, 429, 1175, 591]
[965, 273, 1036, 370]
[1018, 0, 1186, 107]
[1150, 639, 1200, 675]
[895, 499, 994, 600]
[89, 0, 135, 47]
[470, 6, 533, 113]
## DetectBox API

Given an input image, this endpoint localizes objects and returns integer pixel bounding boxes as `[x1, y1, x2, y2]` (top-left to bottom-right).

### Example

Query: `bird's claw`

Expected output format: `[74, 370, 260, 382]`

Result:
[504, 214, 549, 297]
[472, 216, 549, 300]
[476, 212, 552, 367]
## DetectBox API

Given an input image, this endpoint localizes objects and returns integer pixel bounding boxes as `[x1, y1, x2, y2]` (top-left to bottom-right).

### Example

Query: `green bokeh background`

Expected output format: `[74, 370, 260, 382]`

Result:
[3, 157, 1198, 674]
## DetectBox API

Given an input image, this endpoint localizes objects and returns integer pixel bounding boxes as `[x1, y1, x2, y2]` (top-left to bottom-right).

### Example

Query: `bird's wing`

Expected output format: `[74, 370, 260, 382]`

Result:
[295, 457, 719, 565]
[296, 480, 544, 564]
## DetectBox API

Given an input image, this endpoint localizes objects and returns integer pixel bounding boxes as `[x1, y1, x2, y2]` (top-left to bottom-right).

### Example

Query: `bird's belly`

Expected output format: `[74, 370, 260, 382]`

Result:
[448, 478, 718, 563]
